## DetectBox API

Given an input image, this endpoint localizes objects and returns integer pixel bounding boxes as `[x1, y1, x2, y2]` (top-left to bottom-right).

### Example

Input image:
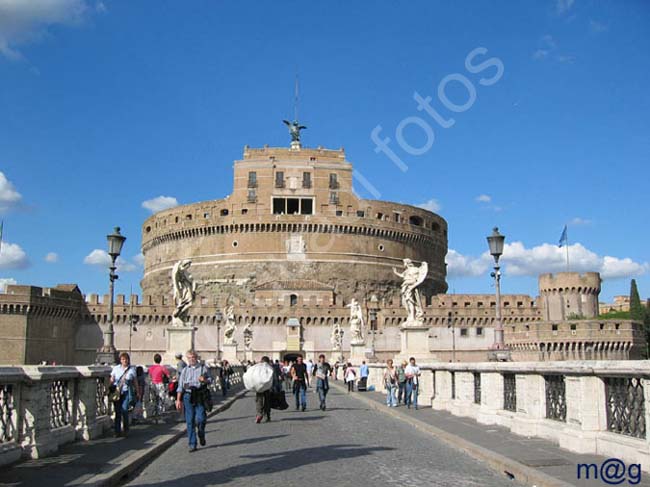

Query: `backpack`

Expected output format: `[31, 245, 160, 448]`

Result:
[168, 380, 178, 398]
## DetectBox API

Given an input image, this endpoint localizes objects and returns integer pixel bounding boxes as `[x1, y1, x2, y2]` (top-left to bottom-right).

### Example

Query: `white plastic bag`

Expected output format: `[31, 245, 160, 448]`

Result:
[243, 363, 274, 392]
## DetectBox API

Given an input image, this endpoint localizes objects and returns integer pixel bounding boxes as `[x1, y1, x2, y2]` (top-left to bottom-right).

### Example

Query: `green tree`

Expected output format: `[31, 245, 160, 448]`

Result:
[629, 279, 645, 322]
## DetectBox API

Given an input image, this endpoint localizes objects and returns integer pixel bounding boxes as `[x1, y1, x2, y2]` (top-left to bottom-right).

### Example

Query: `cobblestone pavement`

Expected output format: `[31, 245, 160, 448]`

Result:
[127, 388, 523, 487]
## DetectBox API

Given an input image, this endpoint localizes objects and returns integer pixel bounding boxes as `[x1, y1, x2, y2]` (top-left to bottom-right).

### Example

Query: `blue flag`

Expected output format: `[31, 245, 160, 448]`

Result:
[558, 225, 568, 248]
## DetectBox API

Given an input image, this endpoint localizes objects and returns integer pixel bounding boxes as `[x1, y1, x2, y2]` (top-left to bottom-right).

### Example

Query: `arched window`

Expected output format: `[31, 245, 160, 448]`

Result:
[290, 294, 298, 306]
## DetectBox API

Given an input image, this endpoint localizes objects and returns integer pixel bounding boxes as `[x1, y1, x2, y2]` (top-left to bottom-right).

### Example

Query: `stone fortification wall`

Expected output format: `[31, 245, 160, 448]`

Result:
[538, 272, 601, 321]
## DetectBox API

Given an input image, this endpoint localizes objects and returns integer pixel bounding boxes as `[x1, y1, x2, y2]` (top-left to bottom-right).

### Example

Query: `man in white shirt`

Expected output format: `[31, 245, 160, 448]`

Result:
[404, 357, 421, 409]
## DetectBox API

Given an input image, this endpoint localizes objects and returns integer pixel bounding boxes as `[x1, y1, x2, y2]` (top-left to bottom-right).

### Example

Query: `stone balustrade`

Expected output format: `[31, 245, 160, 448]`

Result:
[365, 360, 650, 472]
[0, 364, 243, 467]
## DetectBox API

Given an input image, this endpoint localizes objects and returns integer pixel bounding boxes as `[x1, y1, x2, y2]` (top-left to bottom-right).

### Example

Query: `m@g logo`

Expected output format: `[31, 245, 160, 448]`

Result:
[577, 458, 642, 485]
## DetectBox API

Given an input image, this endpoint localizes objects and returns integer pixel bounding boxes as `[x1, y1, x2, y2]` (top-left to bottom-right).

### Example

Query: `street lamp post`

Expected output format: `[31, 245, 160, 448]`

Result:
[215, 309, 223, 361]
[486, 227, 510, 361]
[96, 227, 126, 365]
[447, 311, 456, 362]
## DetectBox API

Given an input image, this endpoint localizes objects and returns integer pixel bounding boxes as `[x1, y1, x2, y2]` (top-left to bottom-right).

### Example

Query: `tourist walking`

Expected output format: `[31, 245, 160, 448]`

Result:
[405, 356, 421, 409]
[291, 356, 309, 411]
[282, 360, 292, 391]
[223, 360, 233, 391]
[175, 352, 187, 374]
[175, 350, 212, 451]
[344, 362, 356, 393]
[255, 356, 275, 423]
[396, 360, 407, 404]
[132, 366, 147, 423]
[359, 360, 369, 391]
[383, 359, 398, 407]
[148, 353, 170, 420]
[314, 354, 332, 410]
[109, 352, 141, 438]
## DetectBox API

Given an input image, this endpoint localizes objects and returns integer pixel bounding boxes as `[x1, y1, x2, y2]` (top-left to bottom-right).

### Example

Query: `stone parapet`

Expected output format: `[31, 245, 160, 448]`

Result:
[369, 360, 650, 473]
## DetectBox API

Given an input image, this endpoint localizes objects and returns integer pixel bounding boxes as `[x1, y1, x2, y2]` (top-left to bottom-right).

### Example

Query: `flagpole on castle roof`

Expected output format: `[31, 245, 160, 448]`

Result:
[566, 228, 570, 272]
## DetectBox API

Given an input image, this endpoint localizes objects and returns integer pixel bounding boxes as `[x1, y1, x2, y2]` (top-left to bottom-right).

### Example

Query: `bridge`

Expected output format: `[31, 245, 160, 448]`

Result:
[0, 361, 648, 486]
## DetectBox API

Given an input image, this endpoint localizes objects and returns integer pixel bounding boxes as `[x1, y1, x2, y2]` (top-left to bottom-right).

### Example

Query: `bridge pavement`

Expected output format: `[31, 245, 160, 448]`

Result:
[127, 388, 522, 487]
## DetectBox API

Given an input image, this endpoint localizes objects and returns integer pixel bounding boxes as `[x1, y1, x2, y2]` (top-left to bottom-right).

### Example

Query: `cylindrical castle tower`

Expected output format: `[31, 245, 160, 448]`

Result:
[141, 145, 448, 303]
[538, 272, 601, 321]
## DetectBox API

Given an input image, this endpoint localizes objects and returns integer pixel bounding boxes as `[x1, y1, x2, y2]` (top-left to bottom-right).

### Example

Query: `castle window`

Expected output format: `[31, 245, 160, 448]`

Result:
[570, 324, 576, 331]
[290, 294, 298, 306]
[186, 214, 192, 220]
[329, 192, 339, 205]
[287, 198, 299, 215]
[247, 189, 257, 203]
[356, 210, 365, 217]
[336, 210, 343, 216]
[145, 226, 151, 233]
[203, 212, 210, 218]
[376, 212, 384, 220]
[432, 222, 441, 232]
[220, 209, 229, 216]
[275, 171, 285, 188]
[409, 215, 423, 226]
[329, 173, 338, 189]
[273, 198, 284, 214]
[247, 171, 257, 188]
[302, 172, 311, 188]
[552, 324, 558, 331]
[175, 216, 179, 223]
[476, 327, 483, 336]
[241, 209, 248, 215]
[460, 328, 468, 337]
[378, 244, 385, 252]
[301, 199, 313, 215]
[393, 212, 401, 223]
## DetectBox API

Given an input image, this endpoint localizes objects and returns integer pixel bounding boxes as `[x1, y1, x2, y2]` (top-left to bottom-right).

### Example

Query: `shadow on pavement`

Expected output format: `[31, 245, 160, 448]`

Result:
[130, 444, 394, 486]
[201, 434, 289, 451]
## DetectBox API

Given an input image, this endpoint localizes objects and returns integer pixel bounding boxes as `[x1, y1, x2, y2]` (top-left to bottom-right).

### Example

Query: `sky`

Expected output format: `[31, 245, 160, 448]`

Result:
[0, 0, 648, 303]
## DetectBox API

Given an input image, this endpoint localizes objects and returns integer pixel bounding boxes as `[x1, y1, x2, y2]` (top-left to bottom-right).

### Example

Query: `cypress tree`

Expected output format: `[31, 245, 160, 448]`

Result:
[629, 279, 644, 322]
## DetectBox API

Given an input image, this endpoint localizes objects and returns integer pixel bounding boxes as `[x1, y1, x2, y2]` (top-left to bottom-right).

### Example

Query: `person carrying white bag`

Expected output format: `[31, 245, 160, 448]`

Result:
[243, 357, 275, 423]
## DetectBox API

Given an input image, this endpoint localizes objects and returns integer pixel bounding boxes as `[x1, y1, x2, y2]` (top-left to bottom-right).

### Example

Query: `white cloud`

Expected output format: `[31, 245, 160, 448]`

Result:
[133, 252, 144, 266]
[569, 217, 591, 226]
[83, 249, 137, 272]
[475, 194, 492, 203]
[415, 198, 441, 213]
[0, 241, 29, 269]
[44, 252, 58, 263]
[0, 277, 17, 292]
[446, 249, 491, 278]
[446, 241, 648, 281]
[0, 0, 94, 60]
[556, 0, 575, 15]
[589, 19, 608, 33]
[142, 196, 179, 213]
[0, 172, 22, 212]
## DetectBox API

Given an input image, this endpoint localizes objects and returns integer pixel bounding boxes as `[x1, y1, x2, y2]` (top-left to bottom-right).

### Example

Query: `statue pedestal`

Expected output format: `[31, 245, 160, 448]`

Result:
[244, 349, 253, 362]
[164, 326, 195, 364]
[222, 343, 239, 363]
[397, 325, 435, 362]
[349, 342, 367, 365]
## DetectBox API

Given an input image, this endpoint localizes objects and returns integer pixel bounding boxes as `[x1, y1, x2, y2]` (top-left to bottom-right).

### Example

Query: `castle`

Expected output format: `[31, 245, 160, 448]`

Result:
[0, 137, 646, 365]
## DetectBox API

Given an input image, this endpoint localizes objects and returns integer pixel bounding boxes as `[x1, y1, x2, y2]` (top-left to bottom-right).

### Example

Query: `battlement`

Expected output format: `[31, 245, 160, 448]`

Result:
[539, 272, 601, 293]
[241, 145, 346, 162]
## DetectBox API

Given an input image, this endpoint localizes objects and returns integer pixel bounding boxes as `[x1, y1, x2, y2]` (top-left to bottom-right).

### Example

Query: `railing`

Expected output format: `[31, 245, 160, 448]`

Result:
[364, 360, 650, 473]
[0, 363, 244, 467]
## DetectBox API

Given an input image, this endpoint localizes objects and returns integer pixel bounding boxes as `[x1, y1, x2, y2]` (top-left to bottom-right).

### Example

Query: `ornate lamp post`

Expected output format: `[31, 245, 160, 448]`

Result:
[486, 227, 510, 361]
[97, 227, 126, 364]
[215, 309, 223, 361]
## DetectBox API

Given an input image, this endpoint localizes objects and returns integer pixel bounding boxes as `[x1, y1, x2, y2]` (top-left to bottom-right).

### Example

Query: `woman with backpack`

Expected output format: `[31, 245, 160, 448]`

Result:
[109, 352, 141, 437]
[383, 359, 398, 407]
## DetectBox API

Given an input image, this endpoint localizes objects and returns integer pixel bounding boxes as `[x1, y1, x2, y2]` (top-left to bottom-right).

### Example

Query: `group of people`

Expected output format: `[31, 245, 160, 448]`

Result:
[109, 350, 229, 452]
[382, 357, 421, 409]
